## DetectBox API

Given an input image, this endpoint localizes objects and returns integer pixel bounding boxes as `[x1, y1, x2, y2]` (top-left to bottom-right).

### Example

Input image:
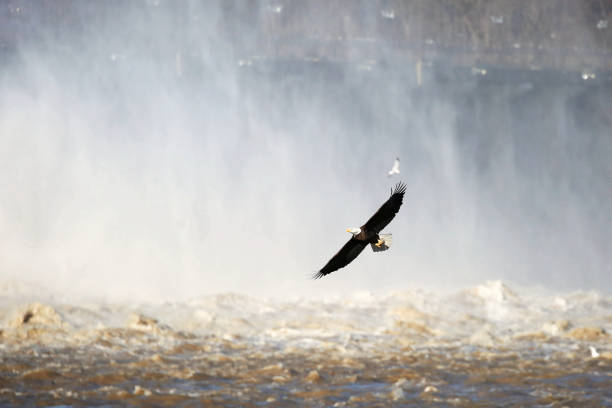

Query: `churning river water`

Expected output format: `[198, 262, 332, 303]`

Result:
[1, 280, 610, 407]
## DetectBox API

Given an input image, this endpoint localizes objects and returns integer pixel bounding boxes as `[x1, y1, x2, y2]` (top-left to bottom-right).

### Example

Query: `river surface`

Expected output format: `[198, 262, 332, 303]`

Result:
[1, 280, 610, 406]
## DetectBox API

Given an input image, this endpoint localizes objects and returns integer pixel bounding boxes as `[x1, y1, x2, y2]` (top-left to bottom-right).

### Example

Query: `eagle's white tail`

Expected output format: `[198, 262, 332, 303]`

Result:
[371, 234, 392, 252]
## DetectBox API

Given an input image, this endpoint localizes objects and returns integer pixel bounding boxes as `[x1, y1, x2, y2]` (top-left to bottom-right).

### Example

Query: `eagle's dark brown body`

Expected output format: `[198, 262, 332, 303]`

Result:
[314, 182, 406, 279]
[354, 229, 380, 244]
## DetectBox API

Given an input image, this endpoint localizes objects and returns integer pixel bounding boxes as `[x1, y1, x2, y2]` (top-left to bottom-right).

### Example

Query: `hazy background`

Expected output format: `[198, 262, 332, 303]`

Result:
[0, 0, 611, 300]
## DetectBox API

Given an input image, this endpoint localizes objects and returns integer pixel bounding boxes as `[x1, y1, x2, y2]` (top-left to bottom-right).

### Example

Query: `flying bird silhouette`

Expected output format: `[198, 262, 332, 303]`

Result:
[314, 182, 406, 278]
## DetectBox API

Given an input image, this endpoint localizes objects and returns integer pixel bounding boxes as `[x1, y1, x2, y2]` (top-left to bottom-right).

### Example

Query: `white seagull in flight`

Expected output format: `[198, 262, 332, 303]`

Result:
[387, 157, 400, 177]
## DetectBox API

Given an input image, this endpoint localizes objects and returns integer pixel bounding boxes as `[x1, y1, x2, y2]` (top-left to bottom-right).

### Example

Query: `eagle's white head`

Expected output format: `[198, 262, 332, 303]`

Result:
[346, 227, 361, 236]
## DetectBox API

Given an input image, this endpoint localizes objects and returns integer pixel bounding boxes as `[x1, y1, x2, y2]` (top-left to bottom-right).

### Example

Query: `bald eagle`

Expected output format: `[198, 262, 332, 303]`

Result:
[314, 182, 406, 279]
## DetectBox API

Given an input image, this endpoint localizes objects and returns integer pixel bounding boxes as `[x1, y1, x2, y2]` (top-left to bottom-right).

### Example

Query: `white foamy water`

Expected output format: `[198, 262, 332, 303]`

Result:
[2, 279, 610, 406]
[1, 279, 609, 352]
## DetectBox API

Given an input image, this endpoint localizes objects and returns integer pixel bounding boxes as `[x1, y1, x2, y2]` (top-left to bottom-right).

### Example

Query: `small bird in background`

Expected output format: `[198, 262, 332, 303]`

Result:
[387, 157, 400, 177]
[589, 346, 600, 358]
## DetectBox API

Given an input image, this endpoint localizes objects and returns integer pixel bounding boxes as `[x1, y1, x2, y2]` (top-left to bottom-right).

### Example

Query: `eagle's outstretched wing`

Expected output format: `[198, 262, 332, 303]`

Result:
[363, 182, 406, 233]
[314, 238, 368, 279]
